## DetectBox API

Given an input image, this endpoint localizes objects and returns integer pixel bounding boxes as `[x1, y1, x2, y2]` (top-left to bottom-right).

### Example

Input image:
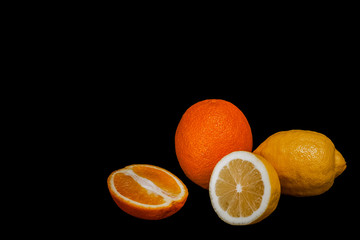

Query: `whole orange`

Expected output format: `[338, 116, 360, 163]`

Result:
[175, 99, 253, 189]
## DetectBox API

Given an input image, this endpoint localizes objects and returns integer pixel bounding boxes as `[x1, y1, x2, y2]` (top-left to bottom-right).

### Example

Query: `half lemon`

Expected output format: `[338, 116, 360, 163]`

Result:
[209, 151, 280, 225]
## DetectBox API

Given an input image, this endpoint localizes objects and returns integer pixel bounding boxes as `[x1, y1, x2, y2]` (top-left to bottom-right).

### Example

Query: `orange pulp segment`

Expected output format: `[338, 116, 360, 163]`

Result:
[108, 164, 188, 220]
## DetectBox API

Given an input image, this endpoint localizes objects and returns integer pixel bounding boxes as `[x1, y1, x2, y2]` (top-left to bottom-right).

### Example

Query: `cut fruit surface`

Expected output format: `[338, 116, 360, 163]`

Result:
[107, 164, 188, 220]
[209, 151, 280, 225]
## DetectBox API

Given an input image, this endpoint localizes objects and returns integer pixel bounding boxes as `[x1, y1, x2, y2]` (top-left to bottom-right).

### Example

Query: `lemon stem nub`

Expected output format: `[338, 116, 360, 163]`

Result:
[334, 149, 346, 178]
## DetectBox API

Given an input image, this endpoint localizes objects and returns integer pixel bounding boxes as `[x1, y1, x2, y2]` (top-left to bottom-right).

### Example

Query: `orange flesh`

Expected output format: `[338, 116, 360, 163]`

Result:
[215, 159, 264, 217]
[132, 165, 181, 197]
[112, 166, 182, 206]
[113, 173, 165, 205]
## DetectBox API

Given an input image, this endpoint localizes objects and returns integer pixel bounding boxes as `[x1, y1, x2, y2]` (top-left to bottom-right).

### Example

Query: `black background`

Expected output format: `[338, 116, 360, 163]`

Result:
[100, 24, 357, 237]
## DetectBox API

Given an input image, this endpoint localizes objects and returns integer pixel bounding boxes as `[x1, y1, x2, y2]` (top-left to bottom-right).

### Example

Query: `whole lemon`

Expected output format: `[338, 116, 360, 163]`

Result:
[254, 130, 346, 196]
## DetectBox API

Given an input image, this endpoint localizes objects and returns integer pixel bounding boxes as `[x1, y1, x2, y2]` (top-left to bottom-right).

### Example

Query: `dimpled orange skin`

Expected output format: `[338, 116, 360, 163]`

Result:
[175, 99, 253, 189]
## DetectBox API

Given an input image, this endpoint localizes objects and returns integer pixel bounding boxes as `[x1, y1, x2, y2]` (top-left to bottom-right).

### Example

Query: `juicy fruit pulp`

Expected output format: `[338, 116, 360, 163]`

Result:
[112, 165, 182, 205]
[254, 130, 346, 196]
[216, 159, 264, 218]
[108, 164, 188, 220]
[175, 99, 252, 189]
[209, 151, 280, 225]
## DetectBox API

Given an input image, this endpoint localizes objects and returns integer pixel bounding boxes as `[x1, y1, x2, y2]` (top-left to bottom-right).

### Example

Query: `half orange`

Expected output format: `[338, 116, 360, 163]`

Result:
[107, 164, 188, 220]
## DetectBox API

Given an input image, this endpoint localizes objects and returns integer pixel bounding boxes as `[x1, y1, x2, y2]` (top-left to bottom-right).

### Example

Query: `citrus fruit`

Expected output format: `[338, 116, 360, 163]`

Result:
[107, 164, 188, 220]
[175, 99, 252, 189]
[254, 130, 346, 196]
[209, 151, 280, 225]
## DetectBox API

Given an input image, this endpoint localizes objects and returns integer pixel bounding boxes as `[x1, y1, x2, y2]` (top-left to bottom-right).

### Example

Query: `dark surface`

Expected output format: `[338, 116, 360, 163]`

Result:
[101, 82, 357, 237]
[97, 18, 359, 236]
